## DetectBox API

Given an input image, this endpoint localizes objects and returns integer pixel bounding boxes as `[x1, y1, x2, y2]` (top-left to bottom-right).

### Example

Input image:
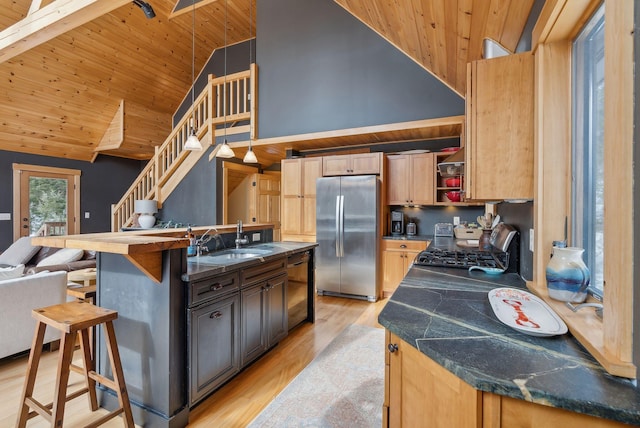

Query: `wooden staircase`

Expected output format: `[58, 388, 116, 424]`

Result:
[111, 64, 257, 231]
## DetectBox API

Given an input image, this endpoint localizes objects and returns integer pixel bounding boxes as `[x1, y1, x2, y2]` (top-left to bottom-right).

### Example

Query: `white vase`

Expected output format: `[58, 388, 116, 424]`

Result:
[545, 247, 591, 303]
[138, 214, 156, 229]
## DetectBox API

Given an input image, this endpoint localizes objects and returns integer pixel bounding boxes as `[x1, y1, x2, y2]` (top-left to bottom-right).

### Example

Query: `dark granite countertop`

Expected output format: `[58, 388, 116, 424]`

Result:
[182, 241, 317, 282]
[378, 265, 640, 425]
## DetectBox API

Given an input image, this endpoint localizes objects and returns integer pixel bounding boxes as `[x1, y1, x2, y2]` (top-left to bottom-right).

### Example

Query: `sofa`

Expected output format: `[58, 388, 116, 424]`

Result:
[0, 237, 95, 360]
[0, 236, 96, 274]
[0, 270, 68, 359]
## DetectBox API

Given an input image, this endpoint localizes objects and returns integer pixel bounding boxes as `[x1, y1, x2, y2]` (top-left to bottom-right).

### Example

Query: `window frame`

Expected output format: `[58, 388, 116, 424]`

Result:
[571, 4, 605, 297]
[530, 0, 636, 378]
[12, 163, 81, 240]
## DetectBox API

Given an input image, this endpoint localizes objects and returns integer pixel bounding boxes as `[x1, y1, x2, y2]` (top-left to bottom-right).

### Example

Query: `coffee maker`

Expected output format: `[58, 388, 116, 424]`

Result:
[391, 211, 404, 236]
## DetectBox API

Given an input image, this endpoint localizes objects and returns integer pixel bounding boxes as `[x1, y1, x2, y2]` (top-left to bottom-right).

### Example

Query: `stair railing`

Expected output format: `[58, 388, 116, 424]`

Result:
[111, 64, 256, 231]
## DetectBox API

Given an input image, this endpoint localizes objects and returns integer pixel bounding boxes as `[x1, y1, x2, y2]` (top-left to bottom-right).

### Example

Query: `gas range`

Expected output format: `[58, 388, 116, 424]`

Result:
[415, 247, 510, 270]
[414, 223, 519, 273]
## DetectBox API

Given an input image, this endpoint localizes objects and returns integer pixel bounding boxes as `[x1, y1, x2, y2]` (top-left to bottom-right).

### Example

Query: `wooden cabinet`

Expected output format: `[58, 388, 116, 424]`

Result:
[248, 173, 281, 241]
[189, 293, 240, 406]
[381, 240, 428, 295]
[385, 331, 480, 428]
[465, 52, 534, 201]
[322, 152, 382, 176]
[384, 331, 629, 428]
[281, 158, 323, 241]
[386, 153, 434, 205]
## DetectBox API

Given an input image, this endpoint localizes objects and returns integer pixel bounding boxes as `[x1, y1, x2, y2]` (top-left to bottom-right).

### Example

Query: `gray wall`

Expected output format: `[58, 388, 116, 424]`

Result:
[173, 40, 256, 132]
[256, 0, 464, 138]
[161, 0, 466, 226]
[156, 147, 219, 227]
[0, 151, 142, 250]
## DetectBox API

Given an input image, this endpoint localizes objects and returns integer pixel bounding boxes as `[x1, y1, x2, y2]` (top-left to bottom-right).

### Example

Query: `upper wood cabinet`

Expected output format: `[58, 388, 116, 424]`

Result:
[322, 152, 382, 176]
[281, 158, 323, 242]
[465, 52, 534, 201]
[386, 153, 434, 205]
[248, 173, 281, 241]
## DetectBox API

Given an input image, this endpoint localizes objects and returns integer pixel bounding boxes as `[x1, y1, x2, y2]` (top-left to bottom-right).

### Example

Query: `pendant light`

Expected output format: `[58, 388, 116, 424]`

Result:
[216, 0, 236, 159]
[184, 0, 203, 151]
[243, 0, 258, 164]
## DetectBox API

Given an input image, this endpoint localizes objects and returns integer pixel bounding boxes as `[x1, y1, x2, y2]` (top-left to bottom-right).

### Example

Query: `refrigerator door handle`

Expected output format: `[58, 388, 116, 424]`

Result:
[335, 195, 341, 256]
[339, 195, 345, 257]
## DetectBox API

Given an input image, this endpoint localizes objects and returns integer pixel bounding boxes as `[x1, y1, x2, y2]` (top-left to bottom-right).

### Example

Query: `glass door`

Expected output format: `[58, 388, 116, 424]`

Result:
[13, 164, 80, 239]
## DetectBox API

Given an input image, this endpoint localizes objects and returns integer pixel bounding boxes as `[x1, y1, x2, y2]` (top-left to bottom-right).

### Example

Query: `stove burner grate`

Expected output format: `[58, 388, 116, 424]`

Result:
[415, 249, 508, 270]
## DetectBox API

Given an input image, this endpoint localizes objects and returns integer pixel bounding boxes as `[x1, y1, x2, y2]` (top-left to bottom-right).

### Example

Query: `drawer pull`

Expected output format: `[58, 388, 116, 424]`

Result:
[210, 311, 223, 319]
[400, 244, 407, 248]
[210, 283, 223, 291]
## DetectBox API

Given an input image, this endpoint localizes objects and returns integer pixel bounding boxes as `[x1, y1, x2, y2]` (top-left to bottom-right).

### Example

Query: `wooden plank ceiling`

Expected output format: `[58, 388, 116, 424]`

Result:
[0, 0, 254, 161]
[333, 0, 536, 96]
[0, 0, 534, 165]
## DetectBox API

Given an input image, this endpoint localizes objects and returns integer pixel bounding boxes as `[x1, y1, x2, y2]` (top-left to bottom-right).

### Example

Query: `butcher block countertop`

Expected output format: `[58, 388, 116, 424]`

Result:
[31, 223, 274, 282]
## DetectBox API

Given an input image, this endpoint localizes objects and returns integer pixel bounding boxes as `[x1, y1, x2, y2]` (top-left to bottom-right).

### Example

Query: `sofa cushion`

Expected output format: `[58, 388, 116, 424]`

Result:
[0, 237, 42, 266]
[0, 264, 24, 281]
[31, 246, 61, 265]
[36, 248, 84, 267]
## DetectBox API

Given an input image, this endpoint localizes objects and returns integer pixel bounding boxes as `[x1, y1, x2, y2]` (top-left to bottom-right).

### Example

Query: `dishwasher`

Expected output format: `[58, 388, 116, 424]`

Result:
[287, 250, 313, 330]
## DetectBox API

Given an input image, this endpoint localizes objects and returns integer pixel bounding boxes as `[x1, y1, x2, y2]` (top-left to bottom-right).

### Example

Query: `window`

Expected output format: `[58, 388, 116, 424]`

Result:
[533, 0, 635, 377]
[572, 4, 605, 297]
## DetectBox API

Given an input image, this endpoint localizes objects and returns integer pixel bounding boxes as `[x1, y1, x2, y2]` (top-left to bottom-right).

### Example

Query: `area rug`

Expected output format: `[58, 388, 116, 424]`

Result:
[247, 324, 385, 428]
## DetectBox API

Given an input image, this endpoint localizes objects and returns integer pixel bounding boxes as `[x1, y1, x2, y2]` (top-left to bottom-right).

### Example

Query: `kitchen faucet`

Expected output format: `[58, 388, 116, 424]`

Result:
[235, 220, 249, 249]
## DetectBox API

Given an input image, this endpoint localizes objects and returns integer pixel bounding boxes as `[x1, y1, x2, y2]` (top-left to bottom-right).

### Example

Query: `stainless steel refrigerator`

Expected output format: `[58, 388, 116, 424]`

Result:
[316, 175, 379, 302]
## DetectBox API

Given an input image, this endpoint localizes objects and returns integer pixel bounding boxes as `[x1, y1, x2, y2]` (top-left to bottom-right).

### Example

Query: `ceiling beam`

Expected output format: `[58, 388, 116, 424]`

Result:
[0, 0, 131, 64]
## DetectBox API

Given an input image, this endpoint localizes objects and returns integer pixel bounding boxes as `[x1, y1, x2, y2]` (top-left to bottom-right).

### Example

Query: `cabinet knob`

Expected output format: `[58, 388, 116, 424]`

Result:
[210, 311, 223, 319]
[387, 343, 398, 353]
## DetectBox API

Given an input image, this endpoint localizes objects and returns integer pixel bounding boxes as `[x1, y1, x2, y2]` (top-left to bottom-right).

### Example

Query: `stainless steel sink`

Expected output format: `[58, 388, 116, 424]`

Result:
[194, 248, 272, 264]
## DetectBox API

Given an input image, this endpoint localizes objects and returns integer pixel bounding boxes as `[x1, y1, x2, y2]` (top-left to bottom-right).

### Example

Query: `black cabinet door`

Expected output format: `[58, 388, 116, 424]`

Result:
[189, 293, 240, 406]
[266, 273, 288, 346]
[241, 283, 267, 366]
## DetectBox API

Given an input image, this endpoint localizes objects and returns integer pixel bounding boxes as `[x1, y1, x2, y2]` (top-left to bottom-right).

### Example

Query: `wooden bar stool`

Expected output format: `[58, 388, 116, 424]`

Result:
[16, 300, 134, 427]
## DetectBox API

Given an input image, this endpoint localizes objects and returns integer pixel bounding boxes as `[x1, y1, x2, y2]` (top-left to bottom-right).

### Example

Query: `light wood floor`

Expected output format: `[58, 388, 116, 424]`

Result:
[0, 295, 387, 427]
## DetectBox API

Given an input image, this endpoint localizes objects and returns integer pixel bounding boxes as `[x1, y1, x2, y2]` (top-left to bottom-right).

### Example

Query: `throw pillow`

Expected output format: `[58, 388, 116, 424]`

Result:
[31, 246, 61, 265]
[0, 264, 24, 281]
[0, 237, 42, 266]
[36, 248, 84, 267]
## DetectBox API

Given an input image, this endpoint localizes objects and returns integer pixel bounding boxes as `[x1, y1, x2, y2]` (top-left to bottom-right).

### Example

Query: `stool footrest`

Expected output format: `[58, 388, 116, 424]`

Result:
[84, 408, 124, 428]
[89, 371, 117, 391]
[24, 397, 52, 422]
[65, 386, 90, 402]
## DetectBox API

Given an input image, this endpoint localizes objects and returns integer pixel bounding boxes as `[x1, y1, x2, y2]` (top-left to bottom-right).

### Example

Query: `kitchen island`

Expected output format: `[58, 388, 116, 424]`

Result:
[379, 265, 640, 427]
[32, 225, 316, 428]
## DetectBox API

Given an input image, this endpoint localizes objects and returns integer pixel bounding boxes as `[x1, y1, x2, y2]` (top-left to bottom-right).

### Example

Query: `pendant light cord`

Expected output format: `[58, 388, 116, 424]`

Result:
[223, 0, 227, 143]
[191, 0, 196, 132]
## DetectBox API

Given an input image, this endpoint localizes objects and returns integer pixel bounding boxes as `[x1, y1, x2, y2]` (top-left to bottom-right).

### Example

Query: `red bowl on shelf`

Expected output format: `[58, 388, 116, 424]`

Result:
[445, 177, 461, 187]
[445, 191, 462, 202]
[441, 147, 460, 152]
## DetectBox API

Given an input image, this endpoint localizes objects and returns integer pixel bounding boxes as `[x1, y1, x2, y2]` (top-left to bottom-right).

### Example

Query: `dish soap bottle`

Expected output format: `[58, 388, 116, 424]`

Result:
[186, 226, 196, 257]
